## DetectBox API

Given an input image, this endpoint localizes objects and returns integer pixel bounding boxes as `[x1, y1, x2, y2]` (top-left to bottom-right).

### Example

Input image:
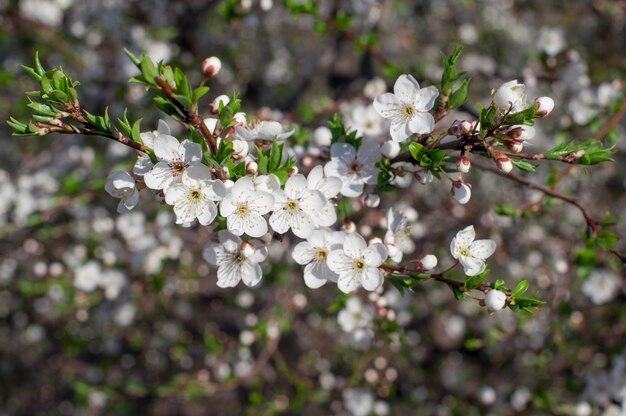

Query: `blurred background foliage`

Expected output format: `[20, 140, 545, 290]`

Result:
[1, 0, 625, 415]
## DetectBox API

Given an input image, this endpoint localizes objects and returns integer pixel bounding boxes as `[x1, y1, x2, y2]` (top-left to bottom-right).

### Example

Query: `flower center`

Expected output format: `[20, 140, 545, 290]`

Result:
[457, 246, 470, 257]
[234, 254, 245, 264]
[315, 249, 327, 261]
[190, 190, 201, 200]
[349, 161, 362, 173]
[286, 200, 299, 212]
[169, 160, 187, 176]
[402, 104, 416, 117]
[354, 259, 365, 271]
[236, 203, 250, 215]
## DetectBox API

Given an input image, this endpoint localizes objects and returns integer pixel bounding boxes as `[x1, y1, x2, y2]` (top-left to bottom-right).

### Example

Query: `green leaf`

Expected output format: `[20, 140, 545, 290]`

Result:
[447, 78, 470, 109]
[465, 268, 489, 290]
[494, 203, 518, 217]
[510, 158, 537, 172]
[596, 231, 619, 250]
[448, 283, 465, 301]
[441, 46, 464, 94]
[511, 280, 529, 298]
[192, 86, 210, 104]
[504, 103, 538, 125]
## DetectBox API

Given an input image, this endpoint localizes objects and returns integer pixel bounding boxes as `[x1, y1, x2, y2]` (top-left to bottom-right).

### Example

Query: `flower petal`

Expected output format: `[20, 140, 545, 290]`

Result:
[373, 93, 401, 119]
[153, 135, 181, 161]
[285, 174, 308, 200]
[240, 262, 263, 287]
[460, 255, 486, 277]
[357, 141, 381, 165]
[343, 233, 367, 259]
[361, 268, 383, 291]
[337, 271, 361, 293]
[330, 143, 357, 165]
[248, 191, 274, 215]
[469, 239, 496, 260]
[144, 161, 173, 190]
[180, 140, 202, 163]
[394, 74, 420, 102]
[243, 212, 268, 237]
[292, 241, 315, 265]
[414, 85, 439, 111]
[408, 112, 435, 135]
[269, 209, 290, 235]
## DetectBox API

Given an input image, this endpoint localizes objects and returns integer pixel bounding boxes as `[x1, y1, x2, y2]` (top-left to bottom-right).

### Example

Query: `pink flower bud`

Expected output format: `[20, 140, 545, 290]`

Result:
[246, 161, 258, 175]
[288, 166, 299, 177]
[534, 96, 554, 117]
[448, 120, 462, 136]
[232, 112, 247, 126]
[363, 193, 381, 208]
[461, 120, 474, 134]
[504, 139, 524, 153]
[496, 154, 513, 173]
[451, 180, 472, 204]
[506, 125, 535, 141]
[240, 242, 255, 258]
[457, 156, 471, 173]
[201, 56, 222, 78]
[418, 254, 438, 270]
[381, 141, 400, 159]
[341, 219, 356, 232]
[414, 170, 434, 185]
[209, 94, 230, 114]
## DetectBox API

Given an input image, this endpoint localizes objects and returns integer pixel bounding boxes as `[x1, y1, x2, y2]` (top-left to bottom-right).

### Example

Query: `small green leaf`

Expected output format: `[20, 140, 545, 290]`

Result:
[511, 280, 529, 298]
[510, 158, 537, 172]
[447, 78, 470, 109]
[465, 268, 489, 290]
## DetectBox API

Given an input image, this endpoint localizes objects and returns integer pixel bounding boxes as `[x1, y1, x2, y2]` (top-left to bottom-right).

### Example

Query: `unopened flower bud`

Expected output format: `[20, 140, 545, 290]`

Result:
[302, 155, 315, 168]
[448, 120, 462, 136]
[232, 140, 249, 159]
[363, 193, 380, 208]
[209, 94, 230, 114]
[415, 170, 434, 185]
[240, 241, 256, 258]
[288, 166, 299, 176]
[201, 56, 222, 78]
[341, 219, 356, 232]
[457, 156, 471, 173]
[496, 154, 513, 173]
[534, 96, 555, 117]
[232, 112, 247, 126]
[484, 289, 507, 311]
[246, 161, 258, 175]
[221, 166, 231, 178]
[504, 139, 524, 153]
[451, 180, 472, 204]
[313, 126, 332, 147]
[460, 120, 474, 134]
[418, 254, 438, 271]
[381, 141, 400, 159]
[506, 125, 535, 142]
[386, 244, 402, 263]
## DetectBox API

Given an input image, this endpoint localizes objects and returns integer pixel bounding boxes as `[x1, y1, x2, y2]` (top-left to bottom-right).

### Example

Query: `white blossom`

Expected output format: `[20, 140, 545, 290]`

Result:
[292, 229, 343, 288]
[164, 165, 226, 225]
[104, 171, 139, 214]
[220, 176, 274, 238]
[450, 225, 496, 276]
[348, 104, 384, 138]
[269, 174, 326, 238]
[306, 165, 342, 227]
[143, 135, 202, 191]
[494, 80, 528, 113]
[373, 74, 439, 142]
[203, 230, 268, 288]
[324, 142, 380, 197]
[328, 233, 388, 293]
[234, 120, 294, 142]
[384, 208, 415, 261]
[582, 269, 621, 305]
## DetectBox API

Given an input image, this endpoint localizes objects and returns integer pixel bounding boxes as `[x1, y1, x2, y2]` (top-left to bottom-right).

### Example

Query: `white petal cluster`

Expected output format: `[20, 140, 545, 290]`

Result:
[450, 225, 496, 276]
[581, 269, 621, 305]
[105, 171, 139, 213]
[144, 134, 203, 191]
[324, 142, 380, 197]
[269, 174, 327, 238]
[203, 230, 268, 288]
[220, 176, 274, 238]
[494, 80, 528, 113]
[384, 208, 415, 263]
[164, 165, 226, 225]
[327, 233, 388, 293]
[234, 120, 294, 142]
[373, 74, 439, 142]
[292, 229, 343, 288]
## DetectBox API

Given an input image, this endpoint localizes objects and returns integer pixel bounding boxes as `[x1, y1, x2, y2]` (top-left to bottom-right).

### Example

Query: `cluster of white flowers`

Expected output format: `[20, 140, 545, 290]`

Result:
[97, 70, 547, 307]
